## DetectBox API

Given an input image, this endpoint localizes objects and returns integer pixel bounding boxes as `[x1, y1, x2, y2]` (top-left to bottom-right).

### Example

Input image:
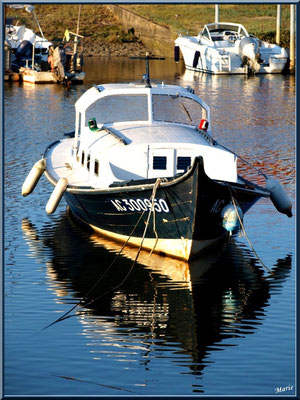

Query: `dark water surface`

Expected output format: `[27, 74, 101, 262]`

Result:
[4, 57, 295, 396]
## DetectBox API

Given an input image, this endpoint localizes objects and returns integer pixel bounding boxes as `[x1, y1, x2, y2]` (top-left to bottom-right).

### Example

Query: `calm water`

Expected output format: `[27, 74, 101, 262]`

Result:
[4, 57, 296, 396]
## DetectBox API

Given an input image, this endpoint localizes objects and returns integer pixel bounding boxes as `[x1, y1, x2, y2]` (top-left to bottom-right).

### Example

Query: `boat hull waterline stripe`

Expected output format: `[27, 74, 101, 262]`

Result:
[72, 213, 224, 261]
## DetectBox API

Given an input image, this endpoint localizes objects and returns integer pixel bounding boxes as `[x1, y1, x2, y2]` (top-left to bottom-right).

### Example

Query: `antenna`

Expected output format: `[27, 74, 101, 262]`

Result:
[130, 52, 165, 88]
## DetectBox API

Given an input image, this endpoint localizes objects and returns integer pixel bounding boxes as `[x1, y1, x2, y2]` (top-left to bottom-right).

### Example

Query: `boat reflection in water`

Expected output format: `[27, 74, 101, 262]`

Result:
[22, 211, 291, 377]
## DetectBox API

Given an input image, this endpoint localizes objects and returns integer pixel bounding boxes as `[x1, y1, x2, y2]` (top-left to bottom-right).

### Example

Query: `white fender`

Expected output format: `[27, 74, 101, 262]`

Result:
[266, 178, 292, 218]
[22, 159, 46, 197]
[45, 178, 68, 215]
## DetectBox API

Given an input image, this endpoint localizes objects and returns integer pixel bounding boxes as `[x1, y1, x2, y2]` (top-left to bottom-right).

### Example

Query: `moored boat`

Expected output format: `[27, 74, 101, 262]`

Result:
[175, 22, 288, 75]
[22, 56, 292, 260]
[19, 30, 85, 85]
[5, 4, 85, 85]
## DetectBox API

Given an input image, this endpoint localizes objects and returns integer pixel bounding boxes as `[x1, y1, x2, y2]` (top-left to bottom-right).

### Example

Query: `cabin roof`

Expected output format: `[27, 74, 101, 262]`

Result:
[81, 123, 212, 154]
[75, 82, 210, 115]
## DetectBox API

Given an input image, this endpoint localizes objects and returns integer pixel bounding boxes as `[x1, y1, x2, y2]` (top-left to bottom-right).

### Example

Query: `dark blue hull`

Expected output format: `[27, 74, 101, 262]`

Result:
[58, 157, 269, 260]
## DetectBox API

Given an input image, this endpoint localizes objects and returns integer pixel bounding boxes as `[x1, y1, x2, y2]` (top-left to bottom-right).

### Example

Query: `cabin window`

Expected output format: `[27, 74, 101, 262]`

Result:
[152, 94, 206, 126]
[81, 150, 85, 165]
[87, 155, 91, 170]
[177, 156, 191, 171]
[85, 94, 148, 125]
[94, 160, 99, 176]
[153, 156, 167, 170]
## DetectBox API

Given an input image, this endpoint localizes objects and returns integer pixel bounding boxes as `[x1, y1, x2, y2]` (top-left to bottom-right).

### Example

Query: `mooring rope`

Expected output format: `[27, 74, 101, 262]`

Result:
[149, 178, 161, 256]
[213, 139, 268, 179]
[42, 178, 161, 330]
[227, 184, 274, 276]
[84, 179, 161, 307]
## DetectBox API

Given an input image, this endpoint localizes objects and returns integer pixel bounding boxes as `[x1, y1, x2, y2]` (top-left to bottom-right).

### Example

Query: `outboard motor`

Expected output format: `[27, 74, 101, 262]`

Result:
[53, 46, 67, 81]
[239, 37, 261, 73]
[15, 40, 33, 60]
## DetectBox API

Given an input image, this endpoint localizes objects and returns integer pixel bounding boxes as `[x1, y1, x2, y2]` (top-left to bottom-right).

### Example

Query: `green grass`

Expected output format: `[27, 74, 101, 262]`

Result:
[125, 4, 291, 47]
[5, 4, 139, 46]
[5, 4, 292, 49]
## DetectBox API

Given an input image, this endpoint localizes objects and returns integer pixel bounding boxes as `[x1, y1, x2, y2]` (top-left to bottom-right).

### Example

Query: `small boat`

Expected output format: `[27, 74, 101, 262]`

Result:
[5, 24, 52, 62]
[5, 4, 52, 74]
[22, 56, 292, 261]
[5, 23, 52, 77]
[5, 5, 85, 85]
[19, 31, 85, 85]
[174, 22, 288, 75]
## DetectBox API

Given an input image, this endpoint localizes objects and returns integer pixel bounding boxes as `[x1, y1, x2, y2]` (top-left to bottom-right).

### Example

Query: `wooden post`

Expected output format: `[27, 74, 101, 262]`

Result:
[276, 4, 281, 45]
[215, 5, 219, 23]
[290, 4, 295, 71]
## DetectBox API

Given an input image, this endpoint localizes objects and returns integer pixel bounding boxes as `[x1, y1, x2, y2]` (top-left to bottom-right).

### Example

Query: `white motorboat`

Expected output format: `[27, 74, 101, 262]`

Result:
[5, 4, 52, 66]
[5, 24, 52, 69]
[22, 56, 292, 261]
[6, 23, 52, 55]
[19, 31, 85, 85]
[175, 22, 288, 75]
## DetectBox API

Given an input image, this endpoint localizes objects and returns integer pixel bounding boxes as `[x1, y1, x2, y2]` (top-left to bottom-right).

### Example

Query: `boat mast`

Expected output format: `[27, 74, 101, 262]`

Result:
[73, 5, 81, 71]
[130, 52, 165, 88]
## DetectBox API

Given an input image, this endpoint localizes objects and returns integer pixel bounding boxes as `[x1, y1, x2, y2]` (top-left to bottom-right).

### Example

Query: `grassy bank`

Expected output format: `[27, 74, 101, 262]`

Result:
[6, 4, 291, 55]
[125, 4, 291, 47]
[5, 4, 148, 56]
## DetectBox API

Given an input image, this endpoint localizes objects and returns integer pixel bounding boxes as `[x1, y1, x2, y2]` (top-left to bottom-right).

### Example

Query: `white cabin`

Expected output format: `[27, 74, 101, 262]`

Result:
[48, 82, 238, 189]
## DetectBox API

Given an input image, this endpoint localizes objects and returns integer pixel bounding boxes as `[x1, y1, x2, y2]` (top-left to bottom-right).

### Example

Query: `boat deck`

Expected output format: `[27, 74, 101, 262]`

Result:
[45, 138, 90, 187]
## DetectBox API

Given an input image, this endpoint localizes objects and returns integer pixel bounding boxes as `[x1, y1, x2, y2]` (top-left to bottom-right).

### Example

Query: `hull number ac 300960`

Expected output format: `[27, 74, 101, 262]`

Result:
[110, 198, 170, 213]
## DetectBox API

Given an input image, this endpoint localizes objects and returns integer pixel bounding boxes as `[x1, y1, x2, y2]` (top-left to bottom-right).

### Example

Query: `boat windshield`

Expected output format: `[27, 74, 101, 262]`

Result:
[206, 23, 248, 38]
[208, 23, 239, 33]
[85, 94, 148, 125]
[152, 94, 206, 126]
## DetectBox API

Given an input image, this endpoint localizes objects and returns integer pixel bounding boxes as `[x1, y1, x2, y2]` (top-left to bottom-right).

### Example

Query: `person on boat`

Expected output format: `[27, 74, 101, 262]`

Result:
[47, 45, 54, 72]
[53, 45, 66, 81]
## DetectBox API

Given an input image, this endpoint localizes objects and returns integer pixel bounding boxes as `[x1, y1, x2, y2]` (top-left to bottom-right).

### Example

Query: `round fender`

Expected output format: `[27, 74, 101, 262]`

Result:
[22, 159, 46, 197]
[46, 178, 68, 214]
[266, 178, 292, 217]
[221, 203, 243, 234]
